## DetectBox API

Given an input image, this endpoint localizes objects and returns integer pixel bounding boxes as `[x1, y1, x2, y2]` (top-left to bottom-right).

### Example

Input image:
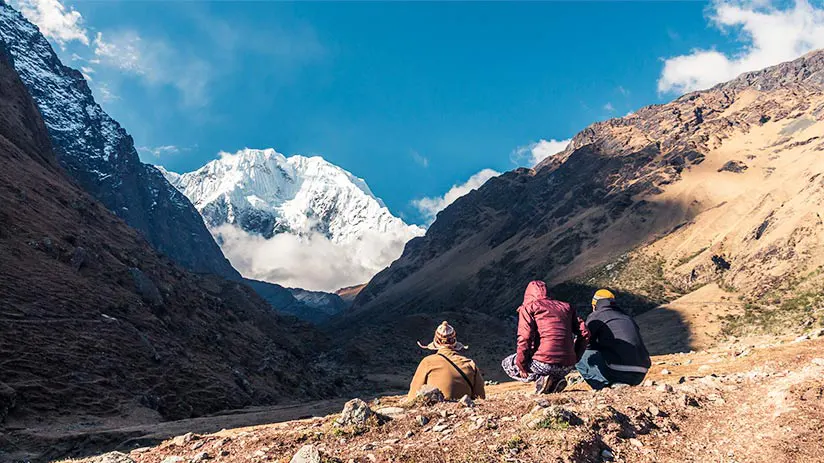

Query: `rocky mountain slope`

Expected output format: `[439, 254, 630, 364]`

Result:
[342, 50, 824, 370]
[0, 1, 237, 278]
[0, 40, 349, 460]
[59, 335, 824, 463]
[161, 149, 424, 290]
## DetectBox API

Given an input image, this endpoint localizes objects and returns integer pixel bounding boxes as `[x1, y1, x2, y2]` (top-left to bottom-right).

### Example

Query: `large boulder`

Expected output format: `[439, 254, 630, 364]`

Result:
[415, 385, 445, 406]
[129, 268, 163, 306]
[335, 398, 373, 427]
[290, 444, 321, 463]
[0, 382, 16, 423]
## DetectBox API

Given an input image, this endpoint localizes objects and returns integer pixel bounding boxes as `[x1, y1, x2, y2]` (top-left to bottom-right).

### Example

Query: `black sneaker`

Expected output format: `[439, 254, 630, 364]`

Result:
[552, 378, 568, 393]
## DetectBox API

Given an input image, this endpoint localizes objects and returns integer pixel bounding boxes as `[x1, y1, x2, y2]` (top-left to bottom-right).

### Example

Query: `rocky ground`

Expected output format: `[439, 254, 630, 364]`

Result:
[66, 334, 824, 463]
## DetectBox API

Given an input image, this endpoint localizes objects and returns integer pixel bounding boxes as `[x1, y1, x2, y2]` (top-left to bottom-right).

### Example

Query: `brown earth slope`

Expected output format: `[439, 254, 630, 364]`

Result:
[0, 43, 349, 462]
[85, 335, 824, 463]
[339, 50, 824, 372]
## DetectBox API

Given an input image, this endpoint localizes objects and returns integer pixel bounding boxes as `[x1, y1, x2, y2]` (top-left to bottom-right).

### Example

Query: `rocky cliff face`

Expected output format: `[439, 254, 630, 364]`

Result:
[0, 43, 344, 435]
[0, 2, 238, 278]
[343, 51, 824, 368]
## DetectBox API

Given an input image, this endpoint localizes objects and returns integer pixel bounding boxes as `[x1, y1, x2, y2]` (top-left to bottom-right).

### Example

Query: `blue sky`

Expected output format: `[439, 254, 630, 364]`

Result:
[14, 0, 824, 225]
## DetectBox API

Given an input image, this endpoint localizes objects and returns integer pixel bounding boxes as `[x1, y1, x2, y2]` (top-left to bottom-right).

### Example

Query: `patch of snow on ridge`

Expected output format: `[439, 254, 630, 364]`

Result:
[164, 148, 424, 291]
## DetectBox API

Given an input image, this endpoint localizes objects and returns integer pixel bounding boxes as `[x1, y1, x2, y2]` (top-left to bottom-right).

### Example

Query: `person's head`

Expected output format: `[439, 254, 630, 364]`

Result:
[523, 280, 548, 304]
[591, 289, 615, 311]
[417, 321, 468, 352]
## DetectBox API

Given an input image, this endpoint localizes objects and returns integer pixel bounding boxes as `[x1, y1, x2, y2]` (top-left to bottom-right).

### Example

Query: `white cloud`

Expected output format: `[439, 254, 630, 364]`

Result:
[80, 65, 94, 81]
[412, 169, 500, 222]
[93, 31, 210, 106]
[137, 145, 180, 158]
[603, 102, 615, 112]
[511, 138, 571, 167]
[12, 0, 88, 46]
[94, 82, 118, 102]
[658, 0, 824, 94]
[411, 150, 429, 168]
[212, 225, 413, 292]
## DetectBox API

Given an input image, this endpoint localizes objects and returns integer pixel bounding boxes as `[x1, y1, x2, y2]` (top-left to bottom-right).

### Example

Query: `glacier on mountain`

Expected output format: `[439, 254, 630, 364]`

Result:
[161, 148, 424, 291]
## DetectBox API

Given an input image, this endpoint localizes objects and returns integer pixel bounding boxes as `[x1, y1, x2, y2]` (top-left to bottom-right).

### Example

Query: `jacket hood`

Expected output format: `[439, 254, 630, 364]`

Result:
[522, 280, 548, 305]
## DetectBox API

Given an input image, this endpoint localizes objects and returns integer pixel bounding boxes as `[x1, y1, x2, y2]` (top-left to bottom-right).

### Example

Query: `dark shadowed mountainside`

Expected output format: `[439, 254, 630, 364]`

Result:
[0, 1, 238, 279]
[0, 43, 352, 461]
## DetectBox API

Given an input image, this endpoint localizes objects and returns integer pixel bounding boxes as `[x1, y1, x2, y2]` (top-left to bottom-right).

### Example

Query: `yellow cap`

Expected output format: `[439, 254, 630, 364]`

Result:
[591, 289, 616, 308]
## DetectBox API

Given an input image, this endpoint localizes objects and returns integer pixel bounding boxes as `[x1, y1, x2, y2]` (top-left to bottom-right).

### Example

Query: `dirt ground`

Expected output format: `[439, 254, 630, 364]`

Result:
[51, 335, 824, 463]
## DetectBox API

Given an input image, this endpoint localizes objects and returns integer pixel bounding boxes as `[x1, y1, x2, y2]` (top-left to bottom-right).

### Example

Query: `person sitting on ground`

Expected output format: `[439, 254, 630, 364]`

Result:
[408, 321, 486, 401]
[501, 280, 590, 394]
[576, 289, 651, 390]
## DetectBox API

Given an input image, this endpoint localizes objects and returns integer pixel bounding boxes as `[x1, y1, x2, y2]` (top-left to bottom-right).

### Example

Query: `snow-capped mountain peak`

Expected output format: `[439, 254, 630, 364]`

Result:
[161, 148, 424, 290]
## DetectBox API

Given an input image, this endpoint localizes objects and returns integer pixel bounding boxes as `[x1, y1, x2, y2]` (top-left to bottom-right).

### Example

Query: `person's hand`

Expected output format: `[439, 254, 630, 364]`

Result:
[518, 369, 529, 379]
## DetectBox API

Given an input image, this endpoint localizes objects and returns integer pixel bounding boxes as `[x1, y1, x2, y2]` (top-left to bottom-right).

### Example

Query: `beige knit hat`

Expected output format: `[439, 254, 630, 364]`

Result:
[417, 321, 468, 351]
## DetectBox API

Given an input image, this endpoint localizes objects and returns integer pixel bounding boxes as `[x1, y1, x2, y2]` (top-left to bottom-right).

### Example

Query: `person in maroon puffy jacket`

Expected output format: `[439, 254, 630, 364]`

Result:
[501, 280, 590, 394]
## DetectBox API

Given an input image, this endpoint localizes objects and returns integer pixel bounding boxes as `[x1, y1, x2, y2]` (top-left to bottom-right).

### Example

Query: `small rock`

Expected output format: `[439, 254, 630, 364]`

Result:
[697, 365, 712, 374]
[432, 424, 450, 432]
[794, 334, 810, 343]
[253, 450, 266, 457]
[601, 449, 615, 461]
[191, 441, 205, 450]
[384, 438, 399, 444]
[171, 432, 197, 447]
[630, 438, 643, 448]
[534, 398, 550, 408]
[661, 369, 671, 375]
[647, 405, 662, 417]
[160, 457, 184, 463]
[678, 376, 687, 384]
[83, 452, 136, 463]
[458, 395, 475, 408]
[521, 405, 582, 430]
[417, 415, 430, 426]
[642, 380, 656, 387]
[375, 406, 406, 419]
[811, 358, 824, 367]
[290, 445, 321, 463]
[361, 443, 375, 451]
[366, 454, 377, 463]
[70, 247, 88, 271]
[336, 398, 373, 427]
[404, 431, 414, 438]
[810, 328, 824, 338]
[416, 385, 445, 405]
[610, 383, 630, 389]
[657, 384, 674, 393]
[191, 452, 211, 462]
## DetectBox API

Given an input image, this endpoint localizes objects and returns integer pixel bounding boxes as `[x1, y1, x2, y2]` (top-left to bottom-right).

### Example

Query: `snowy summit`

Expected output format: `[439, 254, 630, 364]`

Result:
[161, 148, 424, 291]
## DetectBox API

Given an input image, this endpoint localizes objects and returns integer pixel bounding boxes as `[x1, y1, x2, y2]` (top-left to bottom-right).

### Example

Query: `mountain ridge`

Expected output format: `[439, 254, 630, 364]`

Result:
[340, 49, 824, 371]
[0, 1, 238, 279]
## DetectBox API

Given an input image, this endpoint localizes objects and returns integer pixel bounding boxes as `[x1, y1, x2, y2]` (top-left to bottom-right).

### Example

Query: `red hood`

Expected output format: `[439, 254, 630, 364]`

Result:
[522, 280, 548, 305]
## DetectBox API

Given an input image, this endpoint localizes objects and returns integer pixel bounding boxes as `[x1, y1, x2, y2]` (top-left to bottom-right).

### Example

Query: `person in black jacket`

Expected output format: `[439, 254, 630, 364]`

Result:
[576, 289, 651, 389]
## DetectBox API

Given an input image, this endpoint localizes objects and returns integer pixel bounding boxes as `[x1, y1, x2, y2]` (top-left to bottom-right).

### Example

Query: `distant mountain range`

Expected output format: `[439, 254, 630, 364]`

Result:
[160, 148, 424, 291]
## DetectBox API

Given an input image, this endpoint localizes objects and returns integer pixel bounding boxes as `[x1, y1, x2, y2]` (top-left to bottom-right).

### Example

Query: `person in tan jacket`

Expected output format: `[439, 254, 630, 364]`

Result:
[408, 321, 486, 401]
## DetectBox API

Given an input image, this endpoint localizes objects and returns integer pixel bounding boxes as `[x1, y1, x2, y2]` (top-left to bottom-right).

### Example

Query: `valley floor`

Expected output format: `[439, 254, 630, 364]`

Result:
[48, 335, 824, 463]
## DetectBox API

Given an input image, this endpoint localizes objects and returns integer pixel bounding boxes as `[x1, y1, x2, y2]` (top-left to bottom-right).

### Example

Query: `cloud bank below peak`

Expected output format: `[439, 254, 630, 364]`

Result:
[658, 0, 824, 95]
